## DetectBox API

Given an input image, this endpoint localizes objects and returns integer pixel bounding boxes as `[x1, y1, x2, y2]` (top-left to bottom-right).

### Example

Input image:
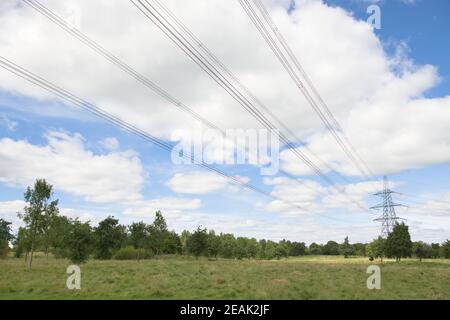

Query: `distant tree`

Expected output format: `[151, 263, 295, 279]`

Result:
[180, 230, 191, 255]
[352, 243, 366, 256]
[413, 241, 432, 261]
[128, 222, 148, 261]
[186, 226, 208, 258]
[309, 242, 322, 255]
[441, 240, 450, 259]
[235, 237, 249, 260]
[19, 179, 59, 268]
[94, 216, 126, 259]
[265, 241, 278, 260]
[147, 211, 169, 256]
[48, 215, 72, 258]
[322, 240, 340, 255]
[384, 222, 413, 261]
[165, 231, 182, 254]
[430, 243, 441, 258]
[13, 227, 31, 259]
[65, 219, 93, 264]
[366, 236, 386, 261]
[257, 239, 267, 259]
[206, 230, 220, 258]
[290, 242, 306, 256]
[219, 233, 236, 259]
[0, 219, 14, 258]
[246, 238, 259, 259]
[339, 236, 355, 258]
[274, 244, 288, 260]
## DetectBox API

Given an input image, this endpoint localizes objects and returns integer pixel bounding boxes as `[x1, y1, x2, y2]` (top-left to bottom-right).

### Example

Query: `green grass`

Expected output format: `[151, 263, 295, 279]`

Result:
[1, 254, 449, 299]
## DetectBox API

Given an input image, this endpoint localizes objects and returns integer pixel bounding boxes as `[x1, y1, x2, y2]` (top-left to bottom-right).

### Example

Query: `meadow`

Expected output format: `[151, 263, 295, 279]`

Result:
[1, 254, 449, 299]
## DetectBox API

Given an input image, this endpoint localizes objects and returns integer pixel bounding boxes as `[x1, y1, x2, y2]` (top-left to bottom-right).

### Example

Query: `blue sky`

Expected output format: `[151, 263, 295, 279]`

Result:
[0, 0, 449, 243]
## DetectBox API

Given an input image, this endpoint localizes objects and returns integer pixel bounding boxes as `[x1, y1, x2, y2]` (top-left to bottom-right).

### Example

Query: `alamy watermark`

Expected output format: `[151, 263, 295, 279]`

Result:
[170, 122, 280, 176]
[66, 265, 81, 290]
[367, 4, 381, 30]
[366, 265, 381, 290]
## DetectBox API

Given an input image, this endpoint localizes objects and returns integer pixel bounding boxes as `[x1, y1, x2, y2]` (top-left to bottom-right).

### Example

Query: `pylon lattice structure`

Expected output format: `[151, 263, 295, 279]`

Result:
[370, 176, 406, 238]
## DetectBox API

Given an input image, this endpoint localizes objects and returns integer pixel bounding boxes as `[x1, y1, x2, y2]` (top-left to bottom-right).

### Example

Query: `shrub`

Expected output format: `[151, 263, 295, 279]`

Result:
[113, 246, 154, 260]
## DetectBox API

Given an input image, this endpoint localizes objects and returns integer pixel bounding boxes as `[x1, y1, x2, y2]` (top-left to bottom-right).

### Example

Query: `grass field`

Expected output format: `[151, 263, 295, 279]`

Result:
[1, 254, 449, 299]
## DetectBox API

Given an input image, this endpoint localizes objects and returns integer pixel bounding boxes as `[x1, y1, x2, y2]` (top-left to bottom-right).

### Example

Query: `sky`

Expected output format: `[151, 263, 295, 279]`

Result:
[0, 0, 449, 244]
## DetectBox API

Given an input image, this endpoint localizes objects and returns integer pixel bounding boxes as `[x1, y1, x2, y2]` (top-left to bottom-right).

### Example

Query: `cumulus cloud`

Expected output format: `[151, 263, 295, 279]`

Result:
[0, 115, 18, 131]
[167, 171, 249, 194]
[0, 131, 145, 203]
[0, 0, 448, 179]
[123, 197, 202, 217]
[99, 137, 119, 151]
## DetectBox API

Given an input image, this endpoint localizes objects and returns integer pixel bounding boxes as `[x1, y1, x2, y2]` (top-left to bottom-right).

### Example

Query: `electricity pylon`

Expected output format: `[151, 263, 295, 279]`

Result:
[370, 176, 406, 238]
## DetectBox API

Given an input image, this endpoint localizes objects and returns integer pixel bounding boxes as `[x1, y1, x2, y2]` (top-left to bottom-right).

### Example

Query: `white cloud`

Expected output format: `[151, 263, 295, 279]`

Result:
[0, 0, 448, 179]
[123, 197, 202, 218]
[0, 131, 145, 203]
[99, 137, 119, 151]
[0, 115, 18, 131]
[167, 171, 249, 194]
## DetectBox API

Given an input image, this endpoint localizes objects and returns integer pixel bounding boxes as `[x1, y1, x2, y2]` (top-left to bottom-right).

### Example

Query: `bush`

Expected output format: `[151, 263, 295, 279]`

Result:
[113, 246, 154, 260]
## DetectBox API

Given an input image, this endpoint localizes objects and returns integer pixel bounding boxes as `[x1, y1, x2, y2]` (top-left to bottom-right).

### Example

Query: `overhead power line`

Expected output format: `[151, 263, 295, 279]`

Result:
[22, 0, 349, 211]
[239, 0, 375, 181]
[129, 0, 371, 212]
[0, 55, 348, 221]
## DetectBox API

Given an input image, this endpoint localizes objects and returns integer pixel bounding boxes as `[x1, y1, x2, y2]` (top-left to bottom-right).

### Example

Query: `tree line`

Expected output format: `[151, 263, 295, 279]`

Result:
[1, 179, 449, 266]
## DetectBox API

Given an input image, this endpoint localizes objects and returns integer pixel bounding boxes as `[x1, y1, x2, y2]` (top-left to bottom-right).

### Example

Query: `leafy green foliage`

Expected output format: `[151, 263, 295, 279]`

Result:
[65, 219, 93, 264]
[186, 226, 208, 258]
[309, 242, 322, 255]
[0, 218, 13, 258]
[19, 179, 59, 267]
[322, 240, 340, 255]
[366, 236, 386, 261]
[94, 216, 126, 260]
[441, 240, 450, 259]
[339, 236, 355, 258]
[385, 222, 413, 261]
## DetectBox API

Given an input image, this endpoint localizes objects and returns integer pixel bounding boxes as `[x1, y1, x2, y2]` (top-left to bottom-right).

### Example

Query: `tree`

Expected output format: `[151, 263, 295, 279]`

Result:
[384, 222, 413, 261]
[19, 179, 59, 268]
[264, 241, 278, 260]
[257, 239, 267, 259]
[339, 236, 355, 258]
[180, 230, 191, 255]
[352, 243, 366, 256]
[128, 222, 148, 261]
[246, 238, 259, 259]
[308, 242, 322, 255]
[13, 227, 31, 259]
[48, 215, 72, 258]
[186, 226, 208, 258]
[431, 243, 441, 258]
[322, 240, 340, 255]
[65, 219, 93, 264]
[290, 242, 306, 256]
[441, 240, 450, 259]
[413, 241, 432, 261]
[94, 216, 126, 259]
[147, 211, 169, 256]
[366, 237, 386, 261]
[206, 230, 220, 258]
[0, 219, 14, 258]
[274, 243, 288, 260]
[219, 233, 236, 259]
[165, 231, 182, 254]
